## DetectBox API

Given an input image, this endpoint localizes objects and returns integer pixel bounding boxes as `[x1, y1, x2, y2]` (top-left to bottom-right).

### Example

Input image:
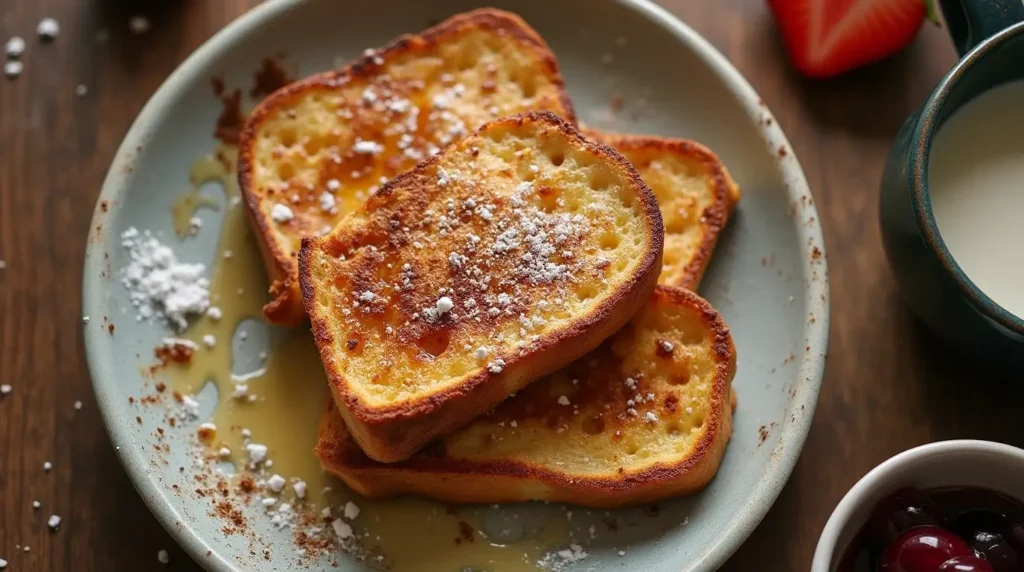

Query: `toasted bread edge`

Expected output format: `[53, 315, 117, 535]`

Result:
[237, 8, 578, 326]
[583, 129, 740, 290]
[315, 286, 737, 507]
[300, 111, 664, 462]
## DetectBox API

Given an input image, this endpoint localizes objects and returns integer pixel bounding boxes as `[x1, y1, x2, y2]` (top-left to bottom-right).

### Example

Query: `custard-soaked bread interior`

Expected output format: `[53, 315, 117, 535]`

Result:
[300, 112, 663, 462]
[239, 8, 576, 325]
[316, 286, 736, 508]
[584, 129, 740, 289]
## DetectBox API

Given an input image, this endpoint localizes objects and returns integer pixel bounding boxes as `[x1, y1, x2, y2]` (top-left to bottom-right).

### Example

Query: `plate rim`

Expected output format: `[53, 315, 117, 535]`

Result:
[81, 1, 830, 570]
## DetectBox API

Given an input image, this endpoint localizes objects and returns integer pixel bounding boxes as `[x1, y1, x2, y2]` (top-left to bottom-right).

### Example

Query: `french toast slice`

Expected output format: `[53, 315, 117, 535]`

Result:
[315, 285, 736, 508]
[299, 112, 664, 462]
[239, 8, 577, 326]
[583, 129, 740, 289]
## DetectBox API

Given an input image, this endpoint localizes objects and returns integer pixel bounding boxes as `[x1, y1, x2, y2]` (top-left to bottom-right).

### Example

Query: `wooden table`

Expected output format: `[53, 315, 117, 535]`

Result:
[2, 1, 1021, 570]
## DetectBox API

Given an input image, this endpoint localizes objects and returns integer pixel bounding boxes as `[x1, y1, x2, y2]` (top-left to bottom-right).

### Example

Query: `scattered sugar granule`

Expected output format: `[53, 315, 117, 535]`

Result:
[32, 500, 40, 509]
[206, 306, 222, 320]
[293, 480, 307, 499]
[343, 501, 360, 520]
[246, 443, 268, 464]
[557, 395, 570, 406]
[618, 550, 626, 556]
[331, 518, 353, 539]
[319, 192, 336, 213]
[75, 84, 88, 97]
[74, 400, 82, 410]
[201, 334, 216, 348]
[5, 36, 25, 57]
[218, 447, 231, 458]
[644, 412, 659, 424]
[180, 394, 200, 419]
[326, 178, 341, 191]
[352, 139, 383, 154]
[0, 384, 11, 395]
[266, 474, 286, 493]
[82, 315, 90, 324]
[322, 507, 332, 518]
[0, 557, 6, 569]
[510, 420, 518, 428]
[128, 15, 150, 34]
[47, 515, 61, 530]
[437, 167, 451, 186]
[435, 296, 454, 315]
[538, 543, 589, 570]
[43, 461, 52, 472]
[157, 549, 170, 564]
[120, 228, 209, 331]
[487, 358, 505, 374]
[261, 497, 277, 507]
[4, 61, 23, 78]
[37, 18, 60, 41]
[474, 346, 489, 359]
[270, 203, 294, 222]
[232, 383, 249, 399]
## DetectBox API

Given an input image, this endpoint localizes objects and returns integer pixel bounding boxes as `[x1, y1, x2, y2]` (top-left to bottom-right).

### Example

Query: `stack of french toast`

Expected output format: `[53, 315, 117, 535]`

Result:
[238, 8, 740, 508]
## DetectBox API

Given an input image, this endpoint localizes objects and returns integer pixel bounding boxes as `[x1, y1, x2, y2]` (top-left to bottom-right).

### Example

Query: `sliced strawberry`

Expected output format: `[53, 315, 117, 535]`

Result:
[767, 0, 937, 78]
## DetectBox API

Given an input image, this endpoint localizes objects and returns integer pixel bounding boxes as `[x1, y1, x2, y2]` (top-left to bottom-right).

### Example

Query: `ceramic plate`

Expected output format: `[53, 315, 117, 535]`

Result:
[82, 1, 829, 570]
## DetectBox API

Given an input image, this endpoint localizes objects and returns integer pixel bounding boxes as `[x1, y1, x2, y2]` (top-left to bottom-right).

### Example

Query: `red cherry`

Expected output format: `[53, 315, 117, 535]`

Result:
[871, 488, 947, 543]
[938, 555, 995, 572]
[880, 526, 973, 572]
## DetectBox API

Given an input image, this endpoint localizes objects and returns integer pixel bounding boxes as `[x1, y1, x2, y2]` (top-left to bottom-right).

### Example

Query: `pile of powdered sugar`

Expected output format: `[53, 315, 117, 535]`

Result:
[120, 227, 209, 331]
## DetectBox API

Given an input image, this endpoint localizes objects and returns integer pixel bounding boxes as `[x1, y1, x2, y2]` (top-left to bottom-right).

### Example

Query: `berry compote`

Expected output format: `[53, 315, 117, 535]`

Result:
[837, 487, 1024, 572]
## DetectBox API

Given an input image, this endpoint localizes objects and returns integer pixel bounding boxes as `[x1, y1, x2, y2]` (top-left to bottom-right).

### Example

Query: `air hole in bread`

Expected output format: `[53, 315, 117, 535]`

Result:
[574, 283, 598, 302]
[581, 415, 605, 436]
[599, 232, 620, 251]
[669, 370, 690, 386]
[278, 162, 296, 181]
[694, 417, 704, 430]
[617, 185, 637, 210]
[278, 127, 298, 148]
[457, 48, 480, 71]
[518, 75, 537, 99]
[588, 168, 613, 191]
[549, 151, 565, 167]
[667, 422, 682, 436]
[415, 330, 451, 360]
[303, 133, 330, 156]
[626, 442, 640, 455]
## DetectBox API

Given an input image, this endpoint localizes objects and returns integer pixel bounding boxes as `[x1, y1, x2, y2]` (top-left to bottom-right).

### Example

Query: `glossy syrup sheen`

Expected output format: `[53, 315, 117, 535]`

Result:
[161, 147, 571, 571]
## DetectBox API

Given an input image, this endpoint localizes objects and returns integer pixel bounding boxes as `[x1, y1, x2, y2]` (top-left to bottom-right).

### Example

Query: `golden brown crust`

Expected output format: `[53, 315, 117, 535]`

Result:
[582, 129, 740, 290]
[237, 8, 577, 326]
[300, 111, 664, 462]
[315, 285, 736, 507]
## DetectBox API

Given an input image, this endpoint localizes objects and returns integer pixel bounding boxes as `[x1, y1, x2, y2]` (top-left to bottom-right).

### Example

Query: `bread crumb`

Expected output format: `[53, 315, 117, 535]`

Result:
[157, 549, 170, 564]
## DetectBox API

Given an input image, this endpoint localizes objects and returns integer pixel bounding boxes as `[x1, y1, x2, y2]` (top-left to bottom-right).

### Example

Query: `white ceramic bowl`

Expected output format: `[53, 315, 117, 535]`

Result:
[812, 440, 1024, 571]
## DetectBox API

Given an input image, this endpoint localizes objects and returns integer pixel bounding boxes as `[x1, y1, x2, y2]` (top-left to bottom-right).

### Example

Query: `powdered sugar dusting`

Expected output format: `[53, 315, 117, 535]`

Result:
[120, 228, 210, 331]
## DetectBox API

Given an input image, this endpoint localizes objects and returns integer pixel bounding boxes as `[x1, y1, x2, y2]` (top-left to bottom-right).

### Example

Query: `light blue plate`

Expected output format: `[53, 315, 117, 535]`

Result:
[82, 1, 829, 570]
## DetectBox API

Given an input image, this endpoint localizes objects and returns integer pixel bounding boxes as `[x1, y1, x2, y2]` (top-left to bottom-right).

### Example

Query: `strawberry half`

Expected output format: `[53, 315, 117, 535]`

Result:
[767, 0, 938, 78]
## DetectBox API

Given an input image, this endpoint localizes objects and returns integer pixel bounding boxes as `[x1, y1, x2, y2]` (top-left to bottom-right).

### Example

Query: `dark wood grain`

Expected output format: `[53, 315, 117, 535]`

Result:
[1, 1, 1019, 570]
